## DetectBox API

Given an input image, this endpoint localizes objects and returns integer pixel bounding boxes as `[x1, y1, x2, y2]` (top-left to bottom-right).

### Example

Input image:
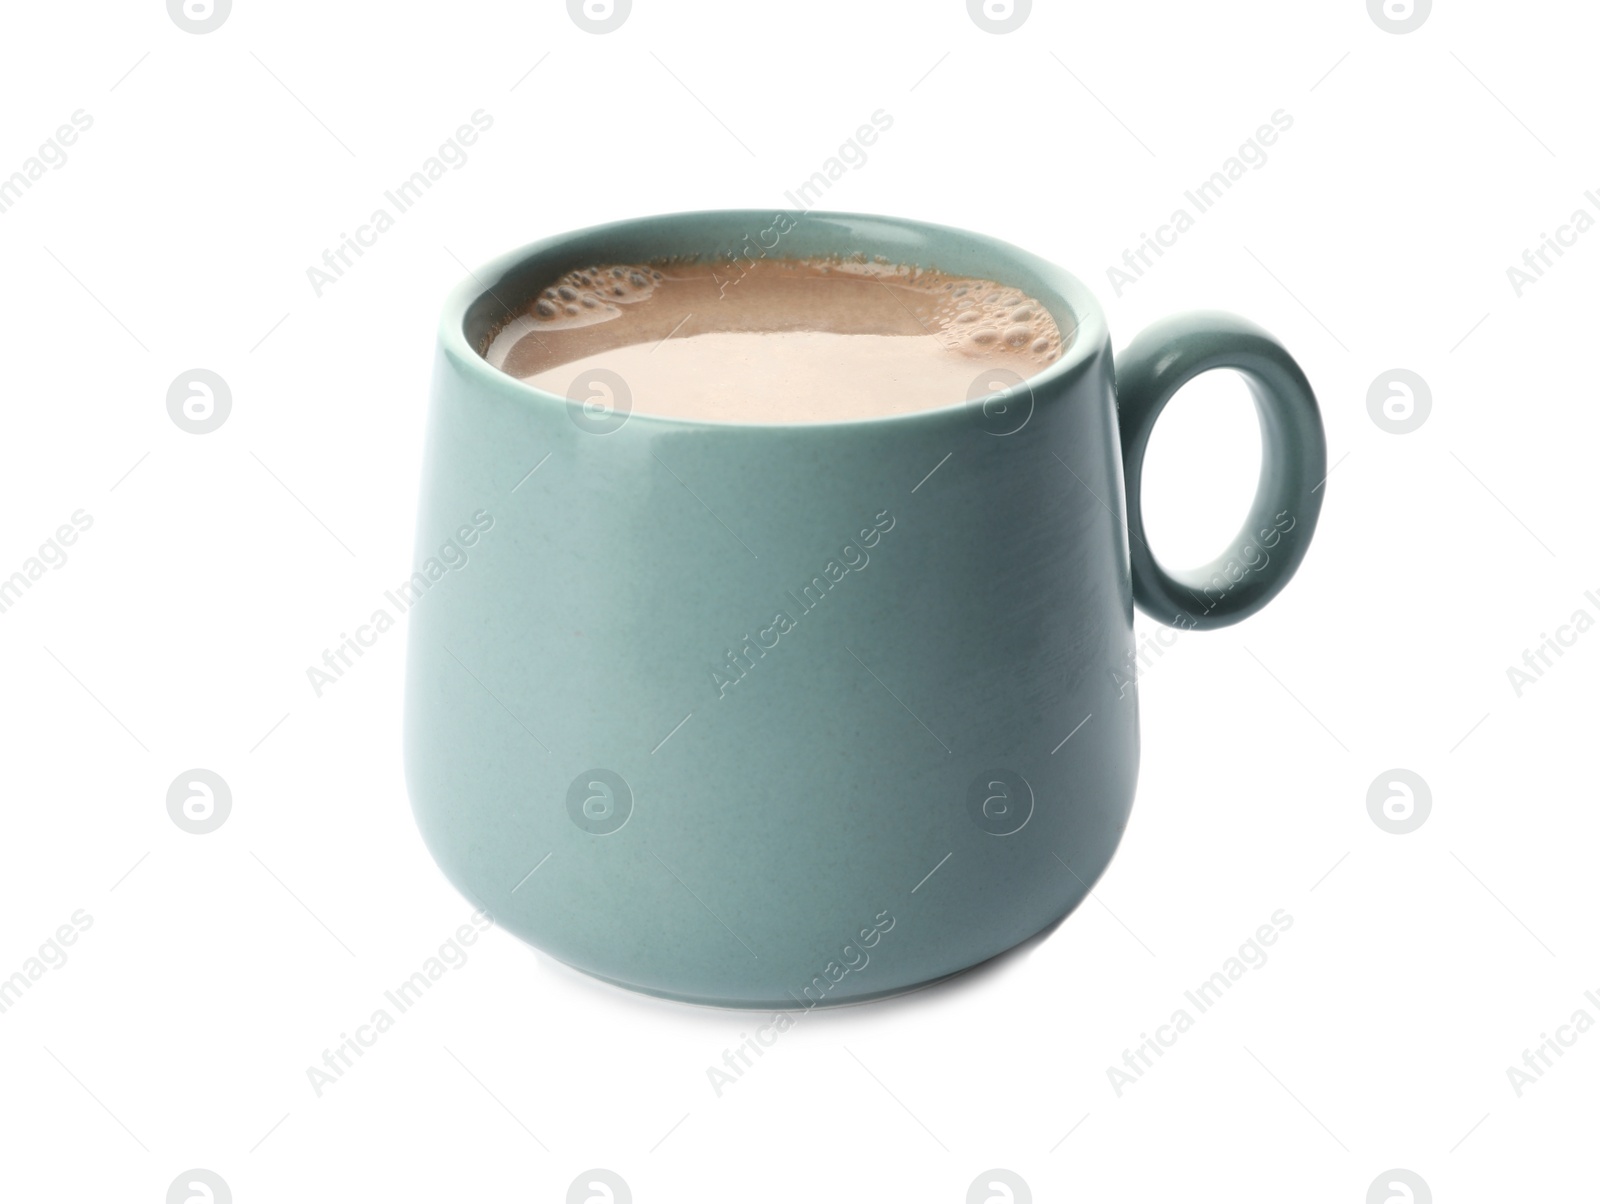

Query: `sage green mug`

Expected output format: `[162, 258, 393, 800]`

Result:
[404, 210, 1325, 1008]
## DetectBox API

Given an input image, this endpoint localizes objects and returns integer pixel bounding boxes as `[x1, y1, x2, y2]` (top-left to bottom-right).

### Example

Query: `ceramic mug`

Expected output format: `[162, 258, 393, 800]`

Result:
[404, 210, 1325, 1008]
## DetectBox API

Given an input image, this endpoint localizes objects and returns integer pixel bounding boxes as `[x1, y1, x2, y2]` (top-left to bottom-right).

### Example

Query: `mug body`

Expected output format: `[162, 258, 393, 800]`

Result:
[404, 211, 1138, 1007]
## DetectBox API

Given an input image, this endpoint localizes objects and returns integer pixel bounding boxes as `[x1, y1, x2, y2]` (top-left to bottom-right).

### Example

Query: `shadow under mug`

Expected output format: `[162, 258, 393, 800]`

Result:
[404, 210, 1326, 1008]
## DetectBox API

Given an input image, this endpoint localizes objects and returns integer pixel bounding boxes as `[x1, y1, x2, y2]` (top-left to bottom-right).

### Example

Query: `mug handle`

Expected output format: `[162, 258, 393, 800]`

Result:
[1114, 312, 1326, 630]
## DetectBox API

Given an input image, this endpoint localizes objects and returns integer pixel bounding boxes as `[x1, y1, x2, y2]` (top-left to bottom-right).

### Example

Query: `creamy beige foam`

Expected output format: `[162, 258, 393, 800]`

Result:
[480, 257, 1069, 423]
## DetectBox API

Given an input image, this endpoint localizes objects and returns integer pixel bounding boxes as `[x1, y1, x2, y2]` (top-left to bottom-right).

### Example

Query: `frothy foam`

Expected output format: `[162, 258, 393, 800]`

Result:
[480, 256, 1069, 423]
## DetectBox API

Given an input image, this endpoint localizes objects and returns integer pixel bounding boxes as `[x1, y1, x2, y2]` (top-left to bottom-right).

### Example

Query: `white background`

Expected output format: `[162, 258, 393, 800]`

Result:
[1, 1, 1594, 1200]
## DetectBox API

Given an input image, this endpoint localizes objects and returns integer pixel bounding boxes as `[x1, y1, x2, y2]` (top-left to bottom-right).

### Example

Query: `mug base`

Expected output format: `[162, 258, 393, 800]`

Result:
[536, 908, 1071, 1011]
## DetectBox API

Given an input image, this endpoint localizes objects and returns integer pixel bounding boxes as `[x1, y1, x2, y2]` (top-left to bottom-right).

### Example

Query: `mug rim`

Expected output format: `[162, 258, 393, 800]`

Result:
[436, 208, 1110, 431]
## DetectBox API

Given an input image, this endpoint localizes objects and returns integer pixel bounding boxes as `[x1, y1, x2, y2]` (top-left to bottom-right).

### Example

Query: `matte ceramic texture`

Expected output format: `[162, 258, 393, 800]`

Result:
[403, 210, 1326, 1009]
